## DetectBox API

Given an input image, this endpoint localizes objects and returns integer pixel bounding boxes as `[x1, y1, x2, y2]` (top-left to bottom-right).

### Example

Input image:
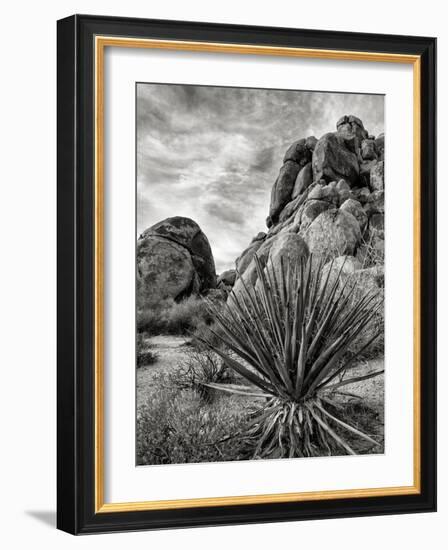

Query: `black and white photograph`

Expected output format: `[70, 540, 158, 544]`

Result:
[135, 83, 385, 465]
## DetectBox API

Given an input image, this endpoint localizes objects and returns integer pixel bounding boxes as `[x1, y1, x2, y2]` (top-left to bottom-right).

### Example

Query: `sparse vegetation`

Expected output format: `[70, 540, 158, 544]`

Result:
[174, 348, 237, 402]
[136, 333, 158, 367]
[137, 382, 249, 465]
[137, 295, 222, 337]
[357, 232, 385, 270]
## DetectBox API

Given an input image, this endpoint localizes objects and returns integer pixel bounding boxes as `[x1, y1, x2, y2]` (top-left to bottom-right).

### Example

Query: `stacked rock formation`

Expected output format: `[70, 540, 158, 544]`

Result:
[232, 115, 385, 297]
[137, 216, 216, 302]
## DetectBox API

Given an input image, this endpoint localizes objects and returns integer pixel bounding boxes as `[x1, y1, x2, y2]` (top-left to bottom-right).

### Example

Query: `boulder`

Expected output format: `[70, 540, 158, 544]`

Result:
[217, 269, 236, 287]
[231, 238, 274, 297]
[236, 238, 265, 276]
[321, 254, 361, 282]
[336, 115, 369, 151]
[137, 236, 197, 301]
[297, 199, 330, 231]
[137, 217, 216, 302]
[336, 179, 350, 193]
[319, 255, 362, 298]
[370, 160, 384, 191]
[335, 179, 352, 204]
[312, 132, 359, 186]
[283, 138, 312, 165]
[340, 198, 368, 231]
[268, 160, 302, 223]
[352, 266, 384, 296]
[359, 159, 378, 187]
[306, 136, 318, 151]
[361, 139, 377, 161]
[252, 232, 267, 243]
[268, 233, 309, 279]
[291, 162, 313, 199]
[321, 256, 383, 302]
[278, 196, 303, 223]
[304, 209, 361, 257]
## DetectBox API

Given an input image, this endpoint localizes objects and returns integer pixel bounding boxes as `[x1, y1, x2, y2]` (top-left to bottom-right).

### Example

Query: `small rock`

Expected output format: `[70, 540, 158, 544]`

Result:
[336, 179, 351, 192]
[217, 269, 236, 287]
[370, 212, 384, 238]
[297, 199, 330, 231]
[364, 190, 384, 216]
[351, 186, 371, 205]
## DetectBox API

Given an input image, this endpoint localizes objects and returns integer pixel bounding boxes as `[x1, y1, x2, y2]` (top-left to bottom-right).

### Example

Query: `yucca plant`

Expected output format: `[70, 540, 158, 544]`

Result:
[201, 254, 384, 458]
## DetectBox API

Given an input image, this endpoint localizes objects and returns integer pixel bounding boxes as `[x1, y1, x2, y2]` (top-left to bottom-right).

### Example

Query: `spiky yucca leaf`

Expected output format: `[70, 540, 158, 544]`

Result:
[201, 254, 383, 458]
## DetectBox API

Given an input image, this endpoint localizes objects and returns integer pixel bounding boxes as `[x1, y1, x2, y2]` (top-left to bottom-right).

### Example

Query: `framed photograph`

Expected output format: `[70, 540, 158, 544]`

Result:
[57, 14, 436, 534]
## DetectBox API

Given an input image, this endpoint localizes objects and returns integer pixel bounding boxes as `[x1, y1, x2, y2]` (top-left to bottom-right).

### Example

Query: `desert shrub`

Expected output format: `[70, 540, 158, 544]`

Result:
[357, 233, 385, 269]
[136, 333, 158, 367]
[201, 254, 384, 459]
[136, 303, 168, 335]
[137, 295, 224, 337]
[344, 278, 384, 360]
[162, 295, 215, 334]
[136, 386, 248, 465]
[174, 348, 237, 402]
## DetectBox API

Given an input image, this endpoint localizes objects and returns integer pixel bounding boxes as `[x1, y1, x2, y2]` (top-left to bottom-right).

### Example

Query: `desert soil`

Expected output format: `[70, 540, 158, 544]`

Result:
[137, 336, 384, 410]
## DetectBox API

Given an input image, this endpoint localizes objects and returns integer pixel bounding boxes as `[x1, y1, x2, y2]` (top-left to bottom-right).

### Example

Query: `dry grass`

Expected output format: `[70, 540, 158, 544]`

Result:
[137, 295, 220, 336]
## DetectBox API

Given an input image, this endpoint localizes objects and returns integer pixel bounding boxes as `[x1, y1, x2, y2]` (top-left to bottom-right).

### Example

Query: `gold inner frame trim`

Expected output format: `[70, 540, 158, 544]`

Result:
[94, 35, 421, 514]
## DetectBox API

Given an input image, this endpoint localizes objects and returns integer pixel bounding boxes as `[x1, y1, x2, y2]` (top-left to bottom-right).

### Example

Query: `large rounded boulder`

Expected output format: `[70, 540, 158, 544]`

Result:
[268, 161, 302, 223]
[137, 216, 216, 302]
[268, 233, 309, 279]
[304, 209, 361, 257]
[236, 232, 267, 276]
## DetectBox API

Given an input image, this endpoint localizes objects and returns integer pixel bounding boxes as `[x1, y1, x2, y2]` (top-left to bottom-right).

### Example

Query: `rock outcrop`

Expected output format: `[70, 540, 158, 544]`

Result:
[137, 216, 216, 302]
[232, 115, 385, 297]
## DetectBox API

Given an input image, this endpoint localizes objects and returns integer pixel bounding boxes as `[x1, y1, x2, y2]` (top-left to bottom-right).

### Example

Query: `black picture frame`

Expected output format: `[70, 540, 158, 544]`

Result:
[57, 14, 436, 535]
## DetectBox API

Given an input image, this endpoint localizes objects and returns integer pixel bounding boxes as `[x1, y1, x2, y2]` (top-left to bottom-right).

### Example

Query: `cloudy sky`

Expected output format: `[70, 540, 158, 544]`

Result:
[137, 83, 384, 273]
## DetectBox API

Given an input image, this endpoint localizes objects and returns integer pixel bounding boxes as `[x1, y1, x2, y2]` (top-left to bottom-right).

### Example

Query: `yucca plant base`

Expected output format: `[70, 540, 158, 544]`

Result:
[202, 254, 384, 460]
[230, 396, 380, 459]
